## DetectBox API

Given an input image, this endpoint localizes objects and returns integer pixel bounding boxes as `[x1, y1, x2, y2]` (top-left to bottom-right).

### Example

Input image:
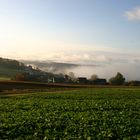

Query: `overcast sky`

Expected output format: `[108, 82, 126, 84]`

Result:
[0, 0, 140, 80]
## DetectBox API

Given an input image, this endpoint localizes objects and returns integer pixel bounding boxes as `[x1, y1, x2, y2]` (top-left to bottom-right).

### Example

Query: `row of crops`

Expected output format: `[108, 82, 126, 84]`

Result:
[0, 88, 140, 139]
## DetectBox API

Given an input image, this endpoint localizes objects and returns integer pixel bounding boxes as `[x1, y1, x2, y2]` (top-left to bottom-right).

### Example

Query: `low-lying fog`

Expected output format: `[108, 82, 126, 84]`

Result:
[70, 63, 140, 81]
[24, 60, 140, 81]
[22, 49, 140, 81]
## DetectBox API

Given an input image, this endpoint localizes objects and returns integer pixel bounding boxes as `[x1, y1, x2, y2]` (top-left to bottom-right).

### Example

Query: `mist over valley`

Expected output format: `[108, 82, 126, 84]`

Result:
[22, 59, 140, 81]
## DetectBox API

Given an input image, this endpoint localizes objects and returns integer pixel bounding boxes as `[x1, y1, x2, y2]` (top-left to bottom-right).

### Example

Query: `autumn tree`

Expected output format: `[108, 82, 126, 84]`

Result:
[15, 73, 25, 81]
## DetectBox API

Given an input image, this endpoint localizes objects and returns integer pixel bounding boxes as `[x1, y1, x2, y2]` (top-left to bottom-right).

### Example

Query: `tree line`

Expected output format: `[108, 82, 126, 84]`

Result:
[14, 71, 140, 86]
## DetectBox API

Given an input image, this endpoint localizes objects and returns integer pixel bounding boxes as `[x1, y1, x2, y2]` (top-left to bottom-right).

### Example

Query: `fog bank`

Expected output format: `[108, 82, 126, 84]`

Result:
[70, 63, 140, 81]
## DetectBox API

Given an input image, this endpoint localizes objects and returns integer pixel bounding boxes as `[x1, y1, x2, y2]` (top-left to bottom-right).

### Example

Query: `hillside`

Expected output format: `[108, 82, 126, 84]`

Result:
[0, 57, 52, 80]
[22, 60, 79, 73]
[0, 57, 73, 83]
[0, 57, 26, 78]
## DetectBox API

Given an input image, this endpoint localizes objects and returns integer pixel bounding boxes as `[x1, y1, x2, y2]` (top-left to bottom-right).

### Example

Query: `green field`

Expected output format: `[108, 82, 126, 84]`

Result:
[1, 88, 140, 139]
[0, 77, 11, 81]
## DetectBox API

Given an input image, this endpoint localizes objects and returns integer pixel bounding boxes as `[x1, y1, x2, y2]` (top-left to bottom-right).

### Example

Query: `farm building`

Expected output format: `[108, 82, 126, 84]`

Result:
[77, 77, 88, 84]
[91, 78, 107, 85]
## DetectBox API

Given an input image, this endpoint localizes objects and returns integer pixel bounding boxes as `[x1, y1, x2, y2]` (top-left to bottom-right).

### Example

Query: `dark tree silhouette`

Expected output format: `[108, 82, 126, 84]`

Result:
[109, 72, 125, 85]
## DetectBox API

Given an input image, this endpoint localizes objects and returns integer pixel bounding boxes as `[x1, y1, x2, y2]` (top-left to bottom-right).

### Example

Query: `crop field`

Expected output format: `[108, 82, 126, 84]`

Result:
[0, 81, 94, 91]
[1, 88, 140, 139]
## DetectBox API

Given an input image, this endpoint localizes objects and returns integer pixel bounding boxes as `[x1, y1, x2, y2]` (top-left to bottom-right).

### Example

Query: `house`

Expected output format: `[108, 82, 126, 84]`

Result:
[77, 77, 88, 84]
[92, 78, 107, 85]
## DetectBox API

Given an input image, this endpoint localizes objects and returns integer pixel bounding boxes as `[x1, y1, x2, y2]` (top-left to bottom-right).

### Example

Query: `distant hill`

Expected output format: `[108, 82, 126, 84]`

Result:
[0, 57, 48, 79]
[0, 57, 78, 78]
[0, 57, 74, 83]
[22, 60, 80, 73]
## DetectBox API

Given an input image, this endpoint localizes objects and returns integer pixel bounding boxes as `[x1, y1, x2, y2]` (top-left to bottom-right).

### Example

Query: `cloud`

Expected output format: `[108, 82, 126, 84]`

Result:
[124, 6, 140, 21]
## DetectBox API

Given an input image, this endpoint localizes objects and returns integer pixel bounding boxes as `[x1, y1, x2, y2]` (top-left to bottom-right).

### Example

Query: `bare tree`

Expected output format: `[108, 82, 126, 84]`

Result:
[90, 74, 98, 80]
[68, 72, 76, 81]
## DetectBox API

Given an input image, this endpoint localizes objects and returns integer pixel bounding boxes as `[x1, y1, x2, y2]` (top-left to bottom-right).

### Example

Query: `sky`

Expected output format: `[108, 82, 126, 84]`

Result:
[0, 0, 140, 80]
